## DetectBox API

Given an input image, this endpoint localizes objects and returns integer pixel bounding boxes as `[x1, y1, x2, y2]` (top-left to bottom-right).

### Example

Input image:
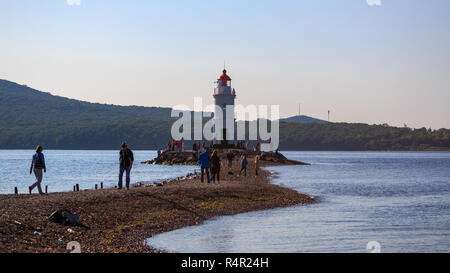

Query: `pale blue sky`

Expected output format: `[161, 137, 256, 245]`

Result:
[1, 0, 449, 128]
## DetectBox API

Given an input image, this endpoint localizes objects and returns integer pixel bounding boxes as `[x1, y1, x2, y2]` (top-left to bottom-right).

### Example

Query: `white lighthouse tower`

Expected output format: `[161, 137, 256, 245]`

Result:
[213, 69, 236, 146]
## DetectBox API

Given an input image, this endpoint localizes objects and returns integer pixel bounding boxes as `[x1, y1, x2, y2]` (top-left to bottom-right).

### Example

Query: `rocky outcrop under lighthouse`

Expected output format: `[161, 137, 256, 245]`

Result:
[142, 149, 311, 166]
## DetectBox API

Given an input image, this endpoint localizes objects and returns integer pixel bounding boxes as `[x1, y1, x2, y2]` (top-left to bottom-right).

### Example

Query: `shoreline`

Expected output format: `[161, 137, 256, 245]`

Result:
[2, 148, 450, 152]
[0, 160, 315, 253]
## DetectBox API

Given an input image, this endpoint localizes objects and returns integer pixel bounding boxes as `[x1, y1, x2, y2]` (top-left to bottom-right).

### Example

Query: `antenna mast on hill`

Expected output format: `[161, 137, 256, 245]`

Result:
[328, 110, 330, 122]
[298, 103, 301, 116]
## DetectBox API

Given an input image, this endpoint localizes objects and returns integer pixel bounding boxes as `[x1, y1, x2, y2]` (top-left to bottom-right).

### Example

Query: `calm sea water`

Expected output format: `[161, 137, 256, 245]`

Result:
[147, 151, 450, 253]
[0, 150, 196, 194]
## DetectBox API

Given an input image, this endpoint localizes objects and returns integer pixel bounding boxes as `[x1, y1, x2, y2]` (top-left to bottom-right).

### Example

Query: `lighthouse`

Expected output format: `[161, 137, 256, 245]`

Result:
[213, 69, 236, 146]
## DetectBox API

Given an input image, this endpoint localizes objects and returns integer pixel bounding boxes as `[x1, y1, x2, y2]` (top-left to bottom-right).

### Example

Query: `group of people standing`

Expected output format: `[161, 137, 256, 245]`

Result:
[237, 154, 260, 177]
[165, 139, 184, 152]
[198, 149, 218, 184]
[197, 149, 261, 184]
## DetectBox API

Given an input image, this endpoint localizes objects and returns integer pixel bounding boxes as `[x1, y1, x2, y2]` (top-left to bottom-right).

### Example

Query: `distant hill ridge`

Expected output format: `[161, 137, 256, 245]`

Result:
[0, 79, 449, 150]
[280, 115, 328, 124]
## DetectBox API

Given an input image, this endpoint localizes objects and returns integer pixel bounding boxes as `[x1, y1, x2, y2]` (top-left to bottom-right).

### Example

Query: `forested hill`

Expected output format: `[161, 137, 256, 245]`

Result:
[278, 122, 450, 151]
[0, 79, 175, 149]
[1, 79, 449, 150]
[0, 79, 173, 127]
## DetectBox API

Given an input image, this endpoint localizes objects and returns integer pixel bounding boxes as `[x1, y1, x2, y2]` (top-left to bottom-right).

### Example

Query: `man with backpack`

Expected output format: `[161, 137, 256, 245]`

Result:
[119, 141, 134, 190]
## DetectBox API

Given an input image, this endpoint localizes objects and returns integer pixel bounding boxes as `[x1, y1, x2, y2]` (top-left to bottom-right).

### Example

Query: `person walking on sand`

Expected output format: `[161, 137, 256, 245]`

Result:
[226, 151, 234, 169]
[29, 145, 46, 194]
[210, 151, 221, 184]
[198, 148, 211, 183]
[118, 141, 134, 190]
[254, 155, 260, 176]
[238, 154, 248, 177]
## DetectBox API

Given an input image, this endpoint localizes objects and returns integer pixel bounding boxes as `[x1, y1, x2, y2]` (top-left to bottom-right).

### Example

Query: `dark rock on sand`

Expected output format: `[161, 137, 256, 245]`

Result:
[142, 151, 199, 165]
[49, 210, 83, 227]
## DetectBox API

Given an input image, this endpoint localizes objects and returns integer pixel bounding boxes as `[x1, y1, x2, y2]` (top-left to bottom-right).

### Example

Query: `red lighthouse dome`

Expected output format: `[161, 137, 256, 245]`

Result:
[218, 69, 231, 86]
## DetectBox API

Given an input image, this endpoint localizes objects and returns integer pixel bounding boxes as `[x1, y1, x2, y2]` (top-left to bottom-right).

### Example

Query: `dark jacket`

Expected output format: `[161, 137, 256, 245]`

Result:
[211, 154, 221, 172]
[241, 157, 248, 168]
[30, 152, 46, 171]
[198, 152, 211, 168]
[119, 149, 134, 168]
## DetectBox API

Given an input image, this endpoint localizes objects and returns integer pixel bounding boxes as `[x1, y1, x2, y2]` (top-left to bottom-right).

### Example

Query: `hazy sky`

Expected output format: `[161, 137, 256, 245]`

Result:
[1, 0, 449, 128]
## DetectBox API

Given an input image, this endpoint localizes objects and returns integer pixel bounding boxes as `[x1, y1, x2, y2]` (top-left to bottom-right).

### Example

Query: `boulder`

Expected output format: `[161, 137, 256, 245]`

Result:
[49, 210, 83, 227]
